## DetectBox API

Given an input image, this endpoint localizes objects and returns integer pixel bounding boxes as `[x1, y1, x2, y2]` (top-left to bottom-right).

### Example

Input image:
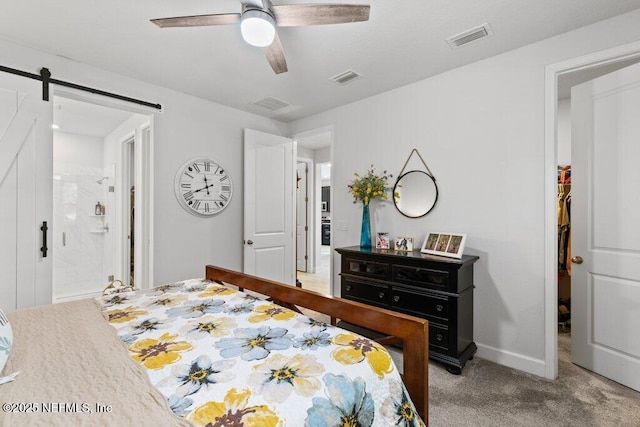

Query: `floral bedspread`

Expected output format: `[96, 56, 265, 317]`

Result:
[96, 278, 424, 427]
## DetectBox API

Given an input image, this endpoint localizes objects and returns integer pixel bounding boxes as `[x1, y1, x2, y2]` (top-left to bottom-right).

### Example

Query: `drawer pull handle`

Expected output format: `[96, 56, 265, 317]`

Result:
[393, 295, 400, 302]
[346, 285, 352, 292]
[436, 334, 443, 341]
[378, 292, 385, 299]
[436, 304, 443, 312]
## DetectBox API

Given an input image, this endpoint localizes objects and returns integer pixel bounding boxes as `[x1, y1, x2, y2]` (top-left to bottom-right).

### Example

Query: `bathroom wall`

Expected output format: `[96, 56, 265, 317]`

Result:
[53, 131, 109, 300]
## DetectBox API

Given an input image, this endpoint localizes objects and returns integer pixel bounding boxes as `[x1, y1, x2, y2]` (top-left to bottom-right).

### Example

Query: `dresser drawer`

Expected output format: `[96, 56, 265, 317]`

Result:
[341, 276, 389, 307]
[392, 265, 449, 290]
[430, 323, 449, 351]
[345, 257, 390, 280]
[391, 287, 449, 321]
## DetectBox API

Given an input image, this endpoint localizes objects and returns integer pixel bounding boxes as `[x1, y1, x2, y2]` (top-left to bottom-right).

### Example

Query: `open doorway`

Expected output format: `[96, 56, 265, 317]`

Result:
[547, 47, 640, 381]
[52, 95, 153, 301]
[294, 128, 332, 295]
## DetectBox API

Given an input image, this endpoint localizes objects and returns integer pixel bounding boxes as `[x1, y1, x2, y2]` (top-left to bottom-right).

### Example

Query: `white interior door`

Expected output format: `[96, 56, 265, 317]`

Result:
[571, 61, 640, 391]
[0, 73, 52, 312]
[244, 129, 295, 285]
[296, 162, 308, 272]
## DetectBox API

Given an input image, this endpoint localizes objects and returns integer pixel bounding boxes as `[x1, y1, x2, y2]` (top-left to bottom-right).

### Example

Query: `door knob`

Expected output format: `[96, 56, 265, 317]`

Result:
[571, 256, 583, 264]
[246, 240, 254, 245]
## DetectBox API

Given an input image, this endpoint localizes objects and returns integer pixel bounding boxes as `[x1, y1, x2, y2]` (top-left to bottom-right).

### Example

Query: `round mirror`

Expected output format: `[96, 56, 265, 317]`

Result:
[393, 170, 438, 218]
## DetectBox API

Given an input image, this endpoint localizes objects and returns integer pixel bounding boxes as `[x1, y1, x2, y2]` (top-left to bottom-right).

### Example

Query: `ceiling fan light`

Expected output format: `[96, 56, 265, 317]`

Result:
[241, 9, 276, 47]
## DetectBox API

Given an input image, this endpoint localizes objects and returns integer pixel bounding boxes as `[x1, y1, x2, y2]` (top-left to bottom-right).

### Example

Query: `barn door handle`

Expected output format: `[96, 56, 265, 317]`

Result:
[40, 221, 48, 258]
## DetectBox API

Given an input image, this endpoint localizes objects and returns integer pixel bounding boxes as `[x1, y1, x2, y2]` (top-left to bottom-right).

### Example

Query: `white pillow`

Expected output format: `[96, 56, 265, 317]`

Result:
[0, 309, 12, 374]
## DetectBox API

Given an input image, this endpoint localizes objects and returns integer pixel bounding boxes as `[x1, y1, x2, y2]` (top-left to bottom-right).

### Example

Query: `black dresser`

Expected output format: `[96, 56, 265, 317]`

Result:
[336, 246, 479, 374]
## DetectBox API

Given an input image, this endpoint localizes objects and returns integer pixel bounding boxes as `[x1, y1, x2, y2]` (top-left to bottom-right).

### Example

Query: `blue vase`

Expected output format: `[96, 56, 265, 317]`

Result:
[360, 203, 372, 248]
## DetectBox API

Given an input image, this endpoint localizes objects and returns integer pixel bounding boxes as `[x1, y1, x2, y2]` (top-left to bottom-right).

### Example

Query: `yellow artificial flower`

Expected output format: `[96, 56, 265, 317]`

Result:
[198, 284, 237, 298]
[129, 332, 193, 369]
[187, 388, 281, 427]
[106, 306, 148, 324]
[248, 304, 296, 323]
[348, 165, 394, 205]
[331, 332, 393, 378]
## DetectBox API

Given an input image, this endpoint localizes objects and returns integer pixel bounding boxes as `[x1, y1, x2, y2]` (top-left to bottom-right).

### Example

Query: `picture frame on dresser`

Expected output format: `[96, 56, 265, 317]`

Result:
[421, 232, 466, 259]
[376, 232, 390, 249]
[394, 236, 414, 251]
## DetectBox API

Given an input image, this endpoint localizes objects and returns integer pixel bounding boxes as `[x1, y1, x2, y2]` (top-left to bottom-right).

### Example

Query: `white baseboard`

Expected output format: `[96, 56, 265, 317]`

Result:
[476, 342, 547, 377]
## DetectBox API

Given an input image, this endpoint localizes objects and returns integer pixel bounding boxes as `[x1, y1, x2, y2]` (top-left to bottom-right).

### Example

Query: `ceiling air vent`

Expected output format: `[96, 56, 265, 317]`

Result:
[251, 96, 291, 112]
[330, 69, 361, 85]
[446, 23, 493, 49]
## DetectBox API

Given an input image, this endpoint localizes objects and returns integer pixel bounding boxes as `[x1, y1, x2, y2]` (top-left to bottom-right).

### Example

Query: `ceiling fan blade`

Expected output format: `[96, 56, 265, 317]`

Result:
[151, 13, 241, 28]
[263, 31, 288, 74]
[272, 4, 370, 27]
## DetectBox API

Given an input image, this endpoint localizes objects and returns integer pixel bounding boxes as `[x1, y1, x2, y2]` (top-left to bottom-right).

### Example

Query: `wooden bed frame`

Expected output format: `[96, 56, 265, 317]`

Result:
[206, 265, 429, 422]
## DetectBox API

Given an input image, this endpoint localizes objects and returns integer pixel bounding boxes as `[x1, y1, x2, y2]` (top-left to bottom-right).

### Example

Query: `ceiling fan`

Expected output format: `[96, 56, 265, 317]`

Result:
[151, 1, 370, 74]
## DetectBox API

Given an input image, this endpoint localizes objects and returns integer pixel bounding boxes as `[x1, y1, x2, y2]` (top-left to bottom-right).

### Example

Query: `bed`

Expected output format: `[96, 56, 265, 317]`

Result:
[0, 265, 429, 426]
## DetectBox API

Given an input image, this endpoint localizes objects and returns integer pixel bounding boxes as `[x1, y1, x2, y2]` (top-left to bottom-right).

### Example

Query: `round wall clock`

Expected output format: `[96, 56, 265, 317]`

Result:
[174, 157, 233, 216]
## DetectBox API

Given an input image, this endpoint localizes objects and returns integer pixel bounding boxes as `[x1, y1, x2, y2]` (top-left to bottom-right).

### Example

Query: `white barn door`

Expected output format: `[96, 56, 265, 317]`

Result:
[243, 129, 295, 285]
[0, 73, 52, 312]
[571, 61, 640, 391]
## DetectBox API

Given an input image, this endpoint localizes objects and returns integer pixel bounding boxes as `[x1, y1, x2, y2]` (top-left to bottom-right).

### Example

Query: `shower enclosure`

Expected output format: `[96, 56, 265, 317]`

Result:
[52, 163, 115, 301]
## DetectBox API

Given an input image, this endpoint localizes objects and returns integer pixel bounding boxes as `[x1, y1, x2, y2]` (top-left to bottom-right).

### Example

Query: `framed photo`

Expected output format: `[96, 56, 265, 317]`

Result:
[394, 236, 414, 252]
[376, 232, 390, 249]
[420, 232, 467, 259]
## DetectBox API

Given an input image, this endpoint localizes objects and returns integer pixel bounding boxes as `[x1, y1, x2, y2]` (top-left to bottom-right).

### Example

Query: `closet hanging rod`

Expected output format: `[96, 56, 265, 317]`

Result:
[0, 65, 162, 110]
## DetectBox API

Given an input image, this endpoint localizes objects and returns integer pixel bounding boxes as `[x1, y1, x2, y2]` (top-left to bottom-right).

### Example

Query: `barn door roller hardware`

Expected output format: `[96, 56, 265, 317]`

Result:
[0, 65, 162, 110]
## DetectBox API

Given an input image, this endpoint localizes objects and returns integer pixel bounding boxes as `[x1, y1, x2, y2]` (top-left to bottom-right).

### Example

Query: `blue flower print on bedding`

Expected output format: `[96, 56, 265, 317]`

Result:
[215, 326, 292, 361]
[0, 336, 10, 356]
[223, 302, 255, 315]
[293, 330, 332, 351]
[168, 394, 193, 417]
[166, 299, 225, 319]
[305, 373, 375, 427]
[163, 355, 236, 397]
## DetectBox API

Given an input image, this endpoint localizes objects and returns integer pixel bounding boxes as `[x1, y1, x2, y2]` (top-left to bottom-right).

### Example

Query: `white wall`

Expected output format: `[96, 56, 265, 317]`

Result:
[288, 9, 640, 376]
[557, 98, 571, 166]
[1, 38, 288, 287]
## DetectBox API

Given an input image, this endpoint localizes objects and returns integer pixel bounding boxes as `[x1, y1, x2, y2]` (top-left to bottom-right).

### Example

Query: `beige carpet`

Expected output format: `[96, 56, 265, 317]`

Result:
[392, 333, 640, 427]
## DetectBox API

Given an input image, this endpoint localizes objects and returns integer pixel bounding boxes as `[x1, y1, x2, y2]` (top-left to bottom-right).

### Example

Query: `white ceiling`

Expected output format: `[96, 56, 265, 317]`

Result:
[3, 0, 640, 122]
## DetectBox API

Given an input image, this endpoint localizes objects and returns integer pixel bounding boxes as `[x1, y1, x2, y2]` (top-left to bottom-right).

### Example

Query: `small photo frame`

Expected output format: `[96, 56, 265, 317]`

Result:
[394, 236, 414, 252]
[376, 232, 390, 249]
[421, 232, 466, 259]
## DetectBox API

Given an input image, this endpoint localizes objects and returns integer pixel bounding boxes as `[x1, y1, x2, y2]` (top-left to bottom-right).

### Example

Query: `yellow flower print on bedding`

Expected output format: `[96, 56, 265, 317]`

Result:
[105, 306, 147, 323]
[187, 388, 281, 427]
[129, 332, 193, 369]
[248, 304, 296, 323]
[197, 284, 237, 298]
[331, 332, 393, 378]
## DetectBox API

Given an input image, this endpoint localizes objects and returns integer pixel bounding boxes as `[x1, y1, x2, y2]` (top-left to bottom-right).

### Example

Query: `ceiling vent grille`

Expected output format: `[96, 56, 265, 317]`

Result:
[446, 23, 493, 49]
[330, 69, 361, 85]
[250, 96, 291, 111]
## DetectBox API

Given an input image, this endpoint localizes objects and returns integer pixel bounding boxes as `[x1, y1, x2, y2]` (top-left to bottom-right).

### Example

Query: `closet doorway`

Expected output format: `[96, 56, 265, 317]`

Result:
[550, 49, 640, 388]
[294, 128, 333, 296]
[52, 94, 153, 301]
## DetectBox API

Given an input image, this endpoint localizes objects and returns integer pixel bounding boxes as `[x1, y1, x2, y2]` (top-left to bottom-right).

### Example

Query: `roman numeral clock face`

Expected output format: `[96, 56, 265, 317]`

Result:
[174, 158, 233, 216]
